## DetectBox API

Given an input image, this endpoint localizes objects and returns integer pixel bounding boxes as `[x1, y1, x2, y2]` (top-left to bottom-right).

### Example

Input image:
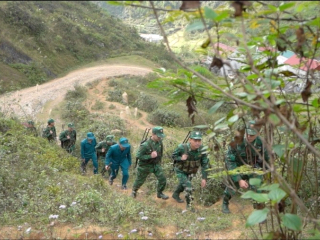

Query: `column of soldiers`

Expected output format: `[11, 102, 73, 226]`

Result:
[29, 118, 269, 212]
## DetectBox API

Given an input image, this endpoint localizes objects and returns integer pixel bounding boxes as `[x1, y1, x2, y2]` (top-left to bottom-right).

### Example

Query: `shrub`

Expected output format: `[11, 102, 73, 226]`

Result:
[65, 85, 87, 101]
[91, 100, 105, 111]
[148, 108, 180, 127]
[107, 87, 123, 103]
[109, 104, 116, 109]
[61, 100, 90, 125]
[134, 92, 158, 113]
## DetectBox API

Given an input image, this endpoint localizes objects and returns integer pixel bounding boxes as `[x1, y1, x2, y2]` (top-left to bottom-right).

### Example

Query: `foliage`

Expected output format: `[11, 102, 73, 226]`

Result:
[0, 1, 175, 94]
[110, 1, 320, 239]
[134, 92, 158, 112]
[148, 108, 180, 127]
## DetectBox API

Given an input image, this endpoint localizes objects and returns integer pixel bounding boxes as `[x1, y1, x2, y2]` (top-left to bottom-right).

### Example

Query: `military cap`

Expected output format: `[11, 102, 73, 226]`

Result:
[246, 120, 258, 135]
[152, 126, 165, 138]
[48, 118, 55, 124]
[106, 135, 115, 142]
[190, 131, 202, 139]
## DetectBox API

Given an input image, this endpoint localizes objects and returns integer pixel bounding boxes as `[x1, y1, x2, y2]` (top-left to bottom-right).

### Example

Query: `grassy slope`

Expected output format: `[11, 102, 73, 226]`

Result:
[0, 1, 174, 94]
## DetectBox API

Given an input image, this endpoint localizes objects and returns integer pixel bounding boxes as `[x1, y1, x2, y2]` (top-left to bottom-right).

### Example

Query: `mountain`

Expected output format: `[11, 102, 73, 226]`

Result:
[0, 1, 173, 94]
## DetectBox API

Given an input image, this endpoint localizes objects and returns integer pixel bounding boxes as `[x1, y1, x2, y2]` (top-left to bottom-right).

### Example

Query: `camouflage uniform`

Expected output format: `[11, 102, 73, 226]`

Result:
[131, 126, 168, 199]
[43, 118, 56, 142]
[172, 131, 210, 209]
[223, 121, 269, 213]
[59, 123, 77, 154]
[96, 135, 116, 176]
[26, 120, 38, 137]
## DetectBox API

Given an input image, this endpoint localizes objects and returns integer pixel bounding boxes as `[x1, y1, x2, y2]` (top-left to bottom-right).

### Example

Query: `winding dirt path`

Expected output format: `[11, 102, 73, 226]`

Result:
[0, 65, 152, 119]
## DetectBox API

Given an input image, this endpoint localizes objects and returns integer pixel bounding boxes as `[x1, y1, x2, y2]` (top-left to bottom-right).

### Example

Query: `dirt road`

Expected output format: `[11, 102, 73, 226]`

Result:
[0, 65, 152, 119]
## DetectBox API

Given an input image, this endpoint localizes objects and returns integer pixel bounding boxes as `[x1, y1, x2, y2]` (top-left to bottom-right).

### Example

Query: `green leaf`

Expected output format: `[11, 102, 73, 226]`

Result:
[246, 208, 269, 227]
[235, 92, 248, 97]
[228, 115, 239, 123]
[279, 2, 295, 11]
[185, 20, 205, 32]
[215, 116, 226, 125]
[308, 17, 320, 27]
[208, 101, 224, 114]
[268, 188, 286, 203]
[214, 123, 228, 131]
[249, 178, 262, 186]
[273, 144, 285, 158]
[241, 191, 269, 202]
[312, 98, 319, 108]
[281, 214, 302, 231]
[268, 114, 281, 125]
[275, 99, 286, 105]
[215, 11, 229, 22]
[267, 4, 278, 12]
[258, 183, 280, 191]
[204, 6, 217, 20]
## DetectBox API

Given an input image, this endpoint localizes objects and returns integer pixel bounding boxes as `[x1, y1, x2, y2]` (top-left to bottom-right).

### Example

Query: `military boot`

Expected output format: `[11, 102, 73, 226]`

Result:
[131, 190, 137, 198]
[108, 175, 113, 185]
[157, 192, 169, 200]
[172, 192, 184, 203]
[81, 162, 86, 174]
[222, 196, 231, 214]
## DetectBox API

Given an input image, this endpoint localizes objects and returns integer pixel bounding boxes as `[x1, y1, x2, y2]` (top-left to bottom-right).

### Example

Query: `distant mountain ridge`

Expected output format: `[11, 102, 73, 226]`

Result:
[0, 1, 172, 94]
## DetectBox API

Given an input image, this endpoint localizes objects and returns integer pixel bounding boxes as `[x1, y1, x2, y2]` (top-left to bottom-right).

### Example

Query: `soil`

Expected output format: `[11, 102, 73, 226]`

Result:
[0, 63, 250, 239]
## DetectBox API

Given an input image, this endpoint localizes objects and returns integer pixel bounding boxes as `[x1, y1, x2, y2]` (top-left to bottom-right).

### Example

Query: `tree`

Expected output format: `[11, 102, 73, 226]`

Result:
[111, 1, 320, 239]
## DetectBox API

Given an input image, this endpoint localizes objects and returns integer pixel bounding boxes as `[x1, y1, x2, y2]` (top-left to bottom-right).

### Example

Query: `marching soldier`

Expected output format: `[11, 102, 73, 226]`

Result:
[131, 126, 168, 200]
[172, 131, 209, 210]
[222, 120, 269, 214]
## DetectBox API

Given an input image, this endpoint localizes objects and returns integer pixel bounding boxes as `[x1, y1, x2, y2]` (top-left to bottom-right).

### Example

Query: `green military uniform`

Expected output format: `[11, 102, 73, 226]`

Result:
[96, 135, 117, 176]
[43, 118, 56, 142]
[172, 131, 210, 209]
[223, 121, 269, 213]
[131, 126, 168, 200]
[59, 123, 77, 154]
[26, 120, 38, 137]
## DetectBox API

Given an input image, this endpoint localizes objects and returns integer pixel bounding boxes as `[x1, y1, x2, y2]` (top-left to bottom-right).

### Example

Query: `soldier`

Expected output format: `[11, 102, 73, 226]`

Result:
[105, 137, 132, 190]
[42, 118, 57, 142]
[96, 135, 117, 176]
[130, 126, 169, 200]
[172, 131, 209, 210]
[26, 120, 38, 136]
[222, 120, 269, 214]
[80, 132, 98, 174]
[59, 123, 77, 154]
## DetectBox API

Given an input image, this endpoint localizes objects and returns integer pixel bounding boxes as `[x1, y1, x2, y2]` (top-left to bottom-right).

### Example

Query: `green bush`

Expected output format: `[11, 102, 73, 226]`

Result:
[65, 85, 87, 101]
[134, 92, 158, 112]
[91, 100, 105, 111]
[107, 87, 123, 103]
[148, 108, 180, 127]
[61, 100, 90, 125]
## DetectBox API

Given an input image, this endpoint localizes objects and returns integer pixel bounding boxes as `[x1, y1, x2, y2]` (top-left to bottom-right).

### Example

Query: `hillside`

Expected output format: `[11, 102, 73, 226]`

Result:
[0, 1, 174, 94]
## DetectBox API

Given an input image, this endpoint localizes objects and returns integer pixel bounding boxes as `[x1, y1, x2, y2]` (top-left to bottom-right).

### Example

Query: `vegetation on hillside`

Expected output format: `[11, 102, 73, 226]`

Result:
[0, 1, 175, 94]
[106, 1, 320, 239]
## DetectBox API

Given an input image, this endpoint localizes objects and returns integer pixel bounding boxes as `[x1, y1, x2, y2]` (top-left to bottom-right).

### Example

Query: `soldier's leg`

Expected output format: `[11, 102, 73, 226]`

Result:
[131, 165, 151, 197]
[120, 162, 130, 189]
[222, 182, 238, 214]
[153, 164, 168, 199]
[81, 158, 90, 173]
[92, 153, 98, 174]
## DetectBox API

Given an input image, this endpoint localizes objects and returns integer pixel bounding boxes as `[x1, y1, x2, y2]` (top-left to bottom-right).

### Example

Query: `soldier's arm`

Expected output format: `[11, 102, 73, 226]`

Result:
[59, 131, 67, 141]
[127, 146, 132, 165]
[200, 152, 210, 180]
[95, 142, 102, 152]
[80, 141, 85, 159]
[172, 144, 184, 161]
[136, 142, 152, 160]
[43, 127, 51, 137]
[105, 147, 113, 166]
[225, 143, 242, 183]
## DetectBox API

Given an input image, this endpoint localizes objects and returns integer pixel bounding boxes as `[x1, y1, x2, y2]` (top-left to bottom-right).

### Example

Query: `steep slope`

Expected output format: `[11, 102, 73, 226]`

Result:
[0, 1, 173, 94]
